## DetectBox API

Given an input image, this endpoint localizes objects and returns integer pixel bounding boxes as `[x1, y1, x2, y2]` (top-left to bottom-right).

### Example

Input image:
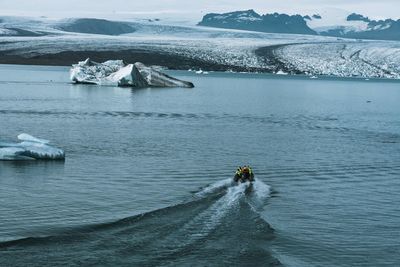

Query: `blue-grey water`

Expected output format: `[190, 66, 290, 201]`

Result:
[0, 65, 399, 267]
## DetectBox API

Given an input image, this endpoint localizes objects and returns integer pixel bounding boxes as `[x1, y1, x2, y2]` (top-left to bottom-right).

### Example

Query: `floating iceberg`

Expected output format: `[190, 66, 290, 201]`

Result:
[0, 134, 65, 161]
[70, 58, 194, 88]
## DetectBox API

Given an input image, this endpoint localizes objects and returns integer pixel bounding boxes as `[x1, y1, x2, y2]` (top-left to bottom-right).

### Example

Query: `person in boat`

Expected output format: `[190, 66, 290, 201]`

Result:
[234, 167, 243, 182]
[234, 166, 255, 183]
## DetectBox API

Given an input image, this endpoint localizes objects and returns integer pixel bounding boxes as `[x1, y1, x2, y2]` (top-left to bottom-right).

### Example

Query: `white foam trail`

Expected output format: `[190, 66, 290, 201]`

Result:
[247, 180, 271, 212]
[195, 178, 233, 197]
[184, 182, 248, 238]
[160, 181, 248, 251]
[252, 180, 271, 201]
[177, 179, 272, 246]
[157, 179, 272, 254]
[195, 178, 271, 203]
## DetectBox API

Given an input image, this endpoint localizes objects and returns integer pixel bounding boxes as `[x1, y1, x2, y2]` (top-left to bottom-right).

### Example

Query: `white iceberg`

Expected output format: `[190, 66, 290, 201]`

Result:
[0, 134, 65, 161]
[70, 58, 194, 88]
[276, 70, 288, 75]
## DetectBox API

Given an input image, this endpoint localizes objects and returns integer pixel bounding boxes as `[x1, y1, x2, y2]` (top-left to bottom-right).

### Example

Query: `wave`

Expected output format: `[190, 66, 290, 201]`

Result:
[1, 109, 398, 144]
[0, 179, 280, 266]
[194, 178, 233, 197]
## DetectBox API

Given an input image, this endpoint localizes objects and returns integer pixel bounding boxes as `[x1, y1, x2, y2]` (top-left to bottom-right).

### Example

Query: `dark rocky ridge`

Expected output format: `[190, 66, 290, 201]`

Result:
[347, 13, 370, 22]
[322, 16, 400, 41]
[198, 10, 316, 35]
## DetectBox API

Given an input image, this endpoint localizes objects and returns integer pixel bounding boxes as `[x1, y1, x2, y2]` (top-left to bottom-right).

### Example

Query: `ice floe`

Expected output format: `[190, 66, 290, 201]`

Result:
[0, 134, 65, 160]
[70, 58, 194, 88]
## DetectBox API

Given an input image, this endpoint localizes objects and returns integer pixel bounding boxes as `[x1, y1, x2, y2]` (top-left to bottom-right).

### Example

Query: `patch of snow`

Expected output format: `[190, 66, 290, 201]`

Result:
[213, 15, 229, 20]
[237, 15, 262, 22]
[371, 23, 392, 31]
[305, 8, 369, 33]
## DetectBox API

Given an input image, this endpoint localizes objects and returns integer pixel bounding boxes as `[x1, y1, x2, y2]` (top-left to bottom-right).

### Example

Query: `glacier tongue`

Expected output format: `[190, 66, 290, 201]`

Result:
[70, 58, 194, 88]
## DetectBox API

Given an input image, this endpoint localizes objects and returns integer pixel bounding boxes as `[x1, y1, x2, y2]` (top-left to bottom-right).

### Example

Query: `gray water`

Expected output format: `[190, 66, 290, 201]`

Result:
[0, 65, 399, 267]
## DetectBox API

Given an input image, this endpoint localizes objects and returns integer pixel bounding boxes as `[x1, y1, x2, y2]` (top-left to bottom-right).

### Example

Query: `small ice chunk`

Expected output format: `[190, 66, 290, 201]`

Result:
[0, 134, 65, 161]
[0, 147, 34, 160]
[18, 133, 50, 144]
[19, 141, 65, 160]
[276, 70, 288, 75]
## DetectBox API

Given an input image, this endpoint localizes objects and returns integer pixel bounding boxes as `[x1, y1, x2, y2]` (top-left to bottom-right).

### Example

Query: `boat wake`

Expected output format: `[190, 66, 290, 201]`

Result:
[0, 179, 279, 266]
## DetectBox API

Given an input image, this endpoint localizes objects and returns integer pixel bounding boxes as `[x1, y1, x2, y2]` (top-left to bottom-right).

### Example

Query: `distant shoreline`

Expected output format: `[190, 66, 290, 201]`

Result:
[2, 45, 399, 81]
[0, 49, 273, 73]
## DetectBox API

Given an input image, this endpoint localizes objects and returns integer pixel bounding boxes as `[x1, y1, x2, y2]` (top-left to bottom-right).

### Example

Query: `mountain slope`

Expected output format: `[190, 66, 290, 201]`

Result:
[199, 9, 400, 41]
[58, 18, 136, 35]
[198, 10, 316, 35]
[307, 11, 400, 41]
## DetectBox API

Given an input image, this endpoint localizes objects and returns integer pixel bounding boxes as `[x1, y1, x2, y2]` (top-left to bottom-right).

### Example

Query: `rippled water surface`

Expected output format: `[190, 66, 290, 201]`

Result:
[0, 65, 399, 266]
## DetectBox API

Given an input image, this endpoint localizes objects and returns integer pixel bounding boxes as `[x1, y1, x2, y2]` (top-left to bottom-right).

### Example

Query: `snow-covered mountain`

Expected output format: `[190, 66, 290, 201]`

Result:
[304, 8, 369, 33]
[305, 9, 400, 41]
[198, 10, 316, 35]
[198, 9, 400, 41]
[2, 11, 399, 41]
[328, 16, 400, 41]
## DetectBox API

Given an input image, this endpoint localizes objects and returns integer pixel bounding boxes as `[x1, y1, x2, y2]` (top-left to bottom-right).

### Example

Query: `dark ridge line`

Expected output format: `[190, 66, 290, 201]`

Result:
[254, 44, 295, 73]
[254, 42, 335, 75]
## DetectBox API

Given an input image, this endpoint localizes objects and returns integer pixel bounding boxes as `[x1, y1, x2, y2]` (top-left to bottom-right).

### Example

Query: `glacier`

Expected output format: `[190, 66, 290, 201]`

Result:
[1, 16, 400, 79]
[70, 58, 194, 88]
[274, 42, 400, 79]
[0, 134, 65, 161]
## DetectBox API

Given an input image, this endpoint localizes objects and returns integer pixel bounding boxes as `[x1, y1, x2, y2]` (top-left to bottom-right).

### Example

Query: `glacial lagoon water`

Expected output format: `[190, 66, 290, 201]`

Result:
[0, 64, 399, 266]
